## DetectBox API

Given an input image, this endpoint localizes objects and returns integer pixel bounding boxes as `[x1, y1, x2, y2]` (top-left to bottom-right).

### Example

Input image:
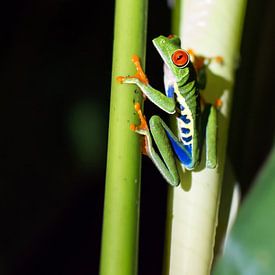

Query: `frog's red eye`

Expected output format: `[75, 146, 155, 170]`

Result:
[172, 50, 189, 67]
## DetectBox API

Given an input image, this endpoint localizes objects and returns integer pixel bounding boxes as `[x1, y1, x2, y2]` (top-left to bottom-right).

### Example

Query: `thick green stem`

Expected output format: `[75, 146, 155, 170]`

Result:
[100, 1, 148, 275]
[163, 0, 247, 274]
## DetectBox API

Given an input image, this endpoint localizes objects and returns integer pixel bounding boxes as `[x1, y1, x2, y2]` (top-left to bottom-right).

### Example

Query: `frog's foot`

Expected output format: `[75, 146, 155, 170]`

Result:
[187, 48, 195, 58]
[187, 49, 224, 69]
[130, 102, 149, 134]
[206, 55, 224, 66]
[214, 56, 224, 65]
[187, 48, 205, 71]
[200, 95, 222, 111]
[130, 102, 150, 156]
[214, 98, 223, 109]
[116, 55, 149, 85]
[131, 55, 149, 84]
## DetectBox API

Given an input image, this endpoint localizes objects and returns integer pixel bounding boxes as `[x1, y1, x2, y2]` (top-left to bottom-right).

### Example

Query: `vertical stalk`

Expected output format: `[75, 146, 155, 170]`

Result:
[100, 1, 148, 275]
[163, 0, 247, 274]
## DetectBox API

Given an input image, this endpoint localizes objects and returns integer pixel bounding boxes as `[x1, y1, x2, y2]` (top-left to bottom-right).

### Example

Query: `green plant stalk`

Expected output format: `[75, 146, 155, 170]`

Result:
[163, 0, 247, 274]
[100, 1, 148, 275]
[171, 0, 181, 36]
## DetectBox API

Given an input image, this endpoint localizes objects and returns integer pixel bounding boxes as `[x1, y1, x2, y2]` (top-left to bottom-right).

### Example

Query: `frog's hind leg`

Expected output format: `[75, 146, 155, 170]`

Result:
[147, 116, 181, 187]
[131, 104, 180, 186]
[149, 115, 194, 172]
[200, 104, 217, 168]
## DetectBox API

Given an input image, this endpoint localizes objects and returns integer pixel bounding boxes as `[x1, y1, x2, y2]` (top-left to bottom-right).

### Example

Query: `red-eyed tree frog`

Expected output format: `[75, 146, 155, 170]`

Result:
[117, 35, 223, 187]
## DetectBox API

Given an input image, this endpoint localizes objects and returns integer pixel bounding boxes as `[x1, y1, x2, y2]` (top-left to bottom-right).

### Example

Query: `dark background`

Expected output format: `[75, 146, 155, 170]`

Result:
[1, 0, 274, 274]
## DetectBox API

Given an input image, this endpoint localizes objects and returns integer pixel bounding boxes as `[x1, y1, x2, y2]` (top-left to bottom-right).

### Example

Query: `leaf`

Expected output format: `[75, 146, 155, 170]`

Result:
[213, 143, 275, 275]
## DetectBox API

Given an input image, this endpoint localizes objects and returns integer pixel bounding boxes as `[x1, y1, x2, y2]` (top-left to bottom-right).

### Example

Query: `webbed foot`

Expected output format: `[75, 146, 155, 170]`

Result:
[116, 55, 149, 85]
[187, 48, 224, 71]
[130, 102, 149, 133]
[214, 98, 223, 109]
[130, 102, 150, 156]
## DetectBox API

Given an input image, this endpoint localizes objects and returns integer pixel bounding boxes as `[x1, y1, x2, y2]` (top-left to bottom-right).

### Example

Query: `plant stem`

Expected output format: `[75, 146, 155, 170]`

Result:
[100, 1, 148, 275]
[163, 0, 247, 274]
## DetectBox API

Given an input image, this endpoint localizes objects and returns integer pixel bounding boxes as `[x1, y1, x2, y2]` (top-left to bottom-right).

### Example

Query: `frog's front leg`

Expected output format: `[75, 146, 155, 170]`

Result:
[117, 55, 176, 114]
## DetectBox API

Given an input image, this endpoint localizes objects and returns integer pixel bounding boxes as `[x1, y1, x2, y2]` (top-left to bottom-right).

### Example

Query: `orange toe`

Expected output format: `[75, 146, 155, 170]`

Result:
[133, 102, 149, 131]
[131, 54, 140, 63]
[130, 124, 137, 131]
[131, 54, 149, 84]
[187, 48, 195, 56]
[134, 102, 141, 112]
[215, 56, 224, 64]
[116, 76, 125, 83]
[215, 98, 223, 108]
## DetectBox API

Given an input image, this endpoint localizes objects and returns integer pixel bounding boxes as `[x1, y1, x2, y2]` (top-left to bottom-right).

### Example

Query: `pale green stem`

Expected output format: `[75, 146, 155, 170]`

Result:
[163, 0, 247, 274]
[99, 0, 148, 275]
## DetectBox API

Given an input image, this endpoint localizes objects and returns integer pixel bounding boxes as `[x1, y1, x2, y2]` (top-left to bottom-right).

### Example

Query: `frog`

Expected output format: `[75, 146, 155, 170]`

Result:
[117, 35, 222, 186]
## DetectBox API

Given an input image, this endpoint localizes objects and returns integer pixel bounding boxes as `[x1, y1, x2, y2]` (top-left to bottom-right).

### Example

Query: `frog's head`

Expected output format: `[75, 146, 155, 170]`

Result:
[152, 35, 190, 82]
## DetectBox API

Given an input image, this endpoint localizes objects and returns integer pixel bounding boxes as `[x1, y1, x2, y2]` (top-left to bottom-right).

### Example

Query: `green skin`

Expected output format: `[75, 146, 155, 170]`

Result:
[119, 35, 217, 186]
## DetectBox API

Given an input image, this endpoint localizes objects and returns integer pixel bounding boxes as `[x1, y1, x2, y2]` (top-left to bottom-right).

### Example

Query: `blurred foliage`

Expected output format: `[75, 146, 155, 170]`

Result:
[213, 143, 275, 274]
